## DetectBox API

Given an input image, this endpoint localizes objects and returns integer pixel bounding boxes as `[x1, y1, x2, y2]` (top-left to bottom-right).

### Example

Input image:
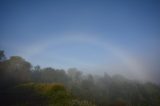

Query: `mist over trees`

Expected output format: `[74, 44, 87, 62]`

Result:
[0, 50, 160, 106]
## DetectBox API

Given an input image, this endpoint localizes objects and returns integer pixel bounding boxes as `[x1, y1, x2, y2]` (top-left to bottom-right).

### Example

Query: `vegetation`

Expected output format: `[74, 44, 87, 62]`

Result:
[0, 50, 160, 106]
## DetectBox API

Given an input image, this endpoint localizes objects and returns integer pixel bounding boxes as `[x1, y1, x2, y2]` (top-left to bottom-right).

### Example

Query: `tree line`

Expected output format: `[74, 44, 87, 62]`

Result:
[0, 50, 160, 106]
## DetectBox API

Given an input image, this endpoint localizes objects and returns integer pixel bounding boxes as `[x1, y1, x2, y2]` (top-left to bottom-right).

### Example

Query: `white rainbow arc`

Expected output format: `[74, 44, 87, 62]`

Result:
[20, 35, 148, 81]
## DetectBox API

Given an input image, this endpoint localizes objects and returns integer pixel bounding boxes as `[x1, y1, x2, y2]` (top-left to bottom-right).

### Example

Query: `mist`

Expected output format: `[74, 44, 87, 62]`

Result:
[0, 0, 160, 106]
[2, 35, 159, 84]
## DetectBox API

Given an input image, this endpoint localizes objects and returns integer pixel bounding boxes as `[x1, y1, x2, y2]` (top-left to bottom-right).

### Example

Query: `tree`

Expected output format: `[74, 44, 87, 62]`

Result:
[0, 50, 6, 62]
[1, 56, 32, 85]
[31, 65, 42, 82]
[67, 68, 82, 83]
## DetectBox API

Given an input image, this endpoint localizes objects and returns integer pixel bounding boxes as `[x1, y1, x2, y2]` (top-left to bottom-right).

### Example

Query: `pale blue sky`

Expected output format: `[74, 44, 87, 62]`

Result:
[0, 0, 160, 82]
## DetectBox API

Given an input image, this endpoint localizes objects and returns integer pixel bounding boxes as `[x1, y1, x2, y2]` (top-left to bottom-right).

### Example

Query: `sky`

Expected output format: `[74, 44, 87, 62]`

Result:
[0, 0, 160, 83]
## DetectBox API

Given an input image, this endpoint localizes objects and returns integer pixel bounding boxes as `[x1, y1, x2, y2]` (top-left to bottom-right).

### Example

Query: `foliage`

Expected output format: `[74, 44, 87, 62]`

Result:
[14, 83, 73, 106]
[0, 52, 160, 106]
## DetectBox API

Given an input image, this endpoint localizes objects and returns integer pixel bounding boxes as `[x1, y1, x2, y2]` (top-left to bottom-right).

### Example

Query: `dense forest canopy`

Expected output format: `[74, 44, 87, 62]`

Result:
[0, 50, 160, 106]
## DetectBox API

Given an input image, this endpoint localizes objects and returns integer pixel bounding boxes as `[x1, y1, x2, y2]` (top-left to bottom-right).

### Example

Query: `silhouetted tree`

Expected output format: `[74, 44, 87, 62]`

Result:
[67, 68, 82, 83]
[0, 50, 6, 62]
[0, 56, 31, 88]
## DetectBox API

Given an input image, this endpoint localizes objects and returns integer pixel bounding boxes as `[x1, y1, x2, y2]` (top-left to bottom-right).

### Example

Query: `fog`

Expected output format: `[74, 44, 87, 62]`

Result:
[0, 53, 160, 105]
[3, 35, 158, 84]
[0, 0, 160, 105]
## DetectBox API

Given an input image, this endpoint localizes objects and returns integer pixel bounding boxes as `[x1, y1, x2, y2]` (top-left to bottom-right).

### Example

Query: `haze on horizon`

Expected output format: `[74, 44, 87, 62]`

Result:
[0, 0, 160, 83]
